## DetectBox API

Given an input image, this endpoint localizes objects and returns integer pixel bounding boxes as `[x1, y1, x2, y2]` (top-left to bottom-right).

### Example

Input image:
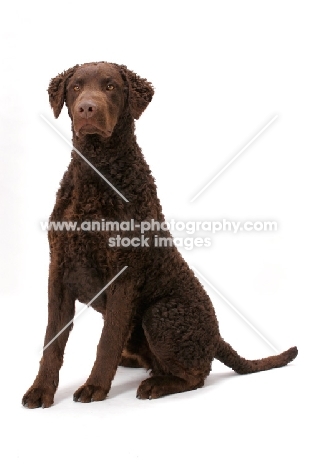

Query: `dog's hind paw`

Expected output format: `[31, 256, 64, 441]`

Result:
[137, 377, 174, 400]
[137, 375, 204, 399]
[73, 384, 108, 403]
[137, 376, 183, 400]
[22, 386, 54, 409]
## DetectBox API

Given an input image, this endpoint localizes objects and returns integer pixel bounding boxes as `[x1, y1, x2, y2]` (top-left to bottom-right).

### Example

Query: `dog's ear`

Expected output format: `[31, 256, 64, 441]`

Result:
[48, 65, 79, 118]
[119, 65, 154, 119]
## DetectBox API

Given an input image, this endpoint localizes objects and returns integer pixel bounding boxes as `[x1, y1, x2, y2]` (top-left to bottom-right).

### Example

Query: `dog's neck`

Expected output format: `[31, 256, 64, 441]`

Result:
[70, 112, 141, 185]
[66, 114, 162, 219]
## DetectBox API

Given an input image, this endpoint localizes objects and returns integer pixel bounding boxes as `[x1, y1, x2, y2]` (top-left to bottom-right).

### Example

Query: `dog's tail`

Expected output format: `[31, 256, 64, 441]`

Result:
[215, 338, 298, 374]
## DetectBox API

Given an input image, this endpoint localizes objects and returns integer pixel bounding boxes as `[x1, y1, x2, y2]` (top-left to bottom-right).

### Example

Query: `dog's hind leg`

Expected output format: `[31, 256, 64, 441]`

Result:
[120, 321, 153, 369]
[137, 301, 218, 399]
[119, 355, 142, 368]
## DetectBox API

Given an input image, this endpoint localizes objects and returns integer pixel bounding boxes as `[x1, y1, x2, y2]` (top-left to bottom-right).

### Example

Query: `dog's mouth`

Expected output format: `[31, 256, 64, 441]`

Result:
[74, 121, 113, 139]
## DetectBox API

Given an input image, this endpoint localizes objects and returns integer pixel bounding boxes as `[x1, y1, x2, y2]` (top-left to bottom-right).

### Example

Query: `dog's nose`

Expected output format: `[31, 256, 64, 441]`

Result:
[78, 101, 97, 118]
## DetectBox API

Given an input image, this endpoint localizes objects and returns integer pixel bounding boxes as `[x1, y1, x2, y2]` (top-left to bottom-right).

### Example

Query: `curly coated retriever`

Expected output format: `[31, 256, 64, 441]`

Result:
[22, 62, 298, 408]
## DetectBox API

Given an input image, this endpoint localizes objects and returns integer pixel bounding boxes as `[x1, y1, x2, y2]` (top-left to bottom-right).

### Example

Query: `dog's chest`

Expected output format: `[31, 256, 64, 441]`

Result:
[49, 189, 141, 270]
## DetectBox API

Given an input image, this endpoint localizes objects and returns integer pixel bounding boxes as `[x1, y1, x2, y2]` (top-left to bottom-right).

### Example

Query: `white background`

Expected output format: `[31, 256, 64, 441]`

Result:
[0, 1, 310, 466]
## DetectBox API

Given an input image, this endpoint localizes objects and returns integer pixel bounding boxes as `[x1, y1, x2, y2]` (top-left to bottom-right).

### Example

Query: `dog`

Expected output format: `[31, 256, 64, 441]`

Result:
[22, 62, 298, 408]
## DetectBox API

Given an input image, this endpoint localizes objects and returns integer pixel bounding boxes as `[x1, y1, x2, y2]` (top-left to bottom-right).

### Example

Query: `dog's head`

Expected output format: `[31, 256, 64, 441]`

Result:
[48, 62, 154, 139]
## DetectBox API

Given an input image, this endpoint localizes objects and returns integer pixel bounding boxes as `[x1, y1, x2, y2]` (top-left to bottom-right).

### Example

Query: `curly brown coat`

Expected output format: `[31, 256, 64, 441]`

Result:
[22, 62, 297, 408]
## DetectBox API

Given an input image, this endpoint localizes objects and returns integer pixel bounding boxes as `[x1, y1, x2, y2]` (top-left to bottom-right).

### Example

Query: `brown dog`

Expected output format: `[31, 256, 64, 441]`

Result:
[22, 62, 297, 408]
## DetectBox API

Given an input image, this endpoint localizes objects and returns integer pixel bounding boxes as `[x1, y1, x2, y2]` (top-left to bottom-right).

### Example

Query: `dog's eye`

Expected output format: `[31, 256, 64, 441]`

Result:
[106, 84, 114, 91]
[73, 85, 80, 91]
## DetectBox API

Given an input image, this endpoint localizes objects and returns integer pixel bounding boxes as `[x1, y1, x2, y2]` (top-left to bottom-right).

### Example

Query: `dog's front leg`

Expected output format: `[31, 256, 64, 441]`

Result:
[73, 281, 134, 403]
[22, 262, 76, 408]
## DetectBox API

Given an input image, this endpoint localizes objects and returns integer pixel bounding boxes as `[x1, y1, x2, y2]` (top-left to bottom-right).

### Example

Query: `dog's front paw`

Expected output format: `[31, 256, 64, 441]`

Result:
[73, 384, 108, 403]
[22, 386, 55, 409]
